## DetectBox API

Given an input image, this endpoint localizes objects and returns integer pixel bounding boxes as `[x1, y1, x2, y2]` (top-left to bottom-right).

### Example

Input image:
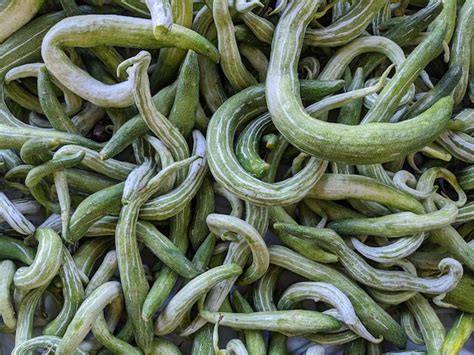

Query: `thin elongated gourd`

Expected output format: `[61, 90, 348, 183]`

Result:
[271, 195, 332, 263]
[406, 293, 446, 354]
[0, 193, 35, 235]
[305, 0, 385, 47]
[308, 174, 425, 214]
[344, 338, 367, 354]
[67, 182, 123, 243]
[213, 0, 257, 91]
[221, 339, 248, 355]
[0, 236, 34, 265]
[146, 0, 172, 35]
[148, 338, 182, 354]
[253, 266, 281, 312]
[150, 0, 193, 90]
[155, 264, 242, 335]
[0, 123, 102, 150]
[54, 144, 135, 181]
[55, 281, 122, 355]
[0, 148, 22, 170]
[275, 223, 463, 294]
[14, 228, 63, 290]
[189, 178, 215, 249]
[235, 112, 272, 179]
[336, 173, 392, 220]
[72, 290, 122, 352]
[146, 135, 176, 188]
[82, 216, 117, 237]
[450, 0, 474, 104]
[392, 170, 436, 199]
[73, 238, 113, 278]
[191, 324, 214, 355]
[142, 206, 192, 321]
[136, 221, 201, 278]
[351, 233, 425, 263]
[168, 50, 199, 138]
[190, 234, 215, 278]
[71, 102, 105, 135]
[426, 0, 456, 43]
[53, 170, 71, 238]
[0, 0, 45, 43]
[420, 168, 466, 207]
[43, 249, 84, 337]
[361, 0, 445, 76]
[0, 260, 16, 329]
[91, 313, 142, 355]
[277, 282, 380, 343]
[206, 214, 269, 285]
[313, 24, 404, 80]
[41, 15, 219, 107]
[191, 7, 226, 114]
[441, 313, 474, 354]
[0, 1, 471, 352]
[5, 80, 44, 114]
[232, 290, 266, 355]
[299, 57, 320, 80]
[305, 331, 359, 346]
[328, 203, 457, 237]
[307, 65, 394, 120]
[437, 129, 474, 163]
[77, 286, 123, 352]
[240, 11, 274, 45]
[200, 309, 340, 335]
[37, 66, 79, 134]
[401, 310, 424, 345]
[440, 274, 474, 313]
[266, 0, 453, 164]
[459, 165, 474, 191]
[0, 9, 63, 76]
[15, 284, 48, 348]
[356, 164, 394, 195]
[0, 199, 41, 224]
[456, 202, 474, 223]
[84, 250, 117, 297]
[266, 332, 287, 355]
[269, 245, 406, 346]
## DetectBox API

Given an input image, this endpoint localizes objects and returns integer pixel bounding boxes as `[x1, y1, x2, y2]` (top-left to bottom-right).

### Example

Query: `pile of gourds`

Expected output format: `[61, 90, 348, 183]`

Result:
[0, 0, 473, 353]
